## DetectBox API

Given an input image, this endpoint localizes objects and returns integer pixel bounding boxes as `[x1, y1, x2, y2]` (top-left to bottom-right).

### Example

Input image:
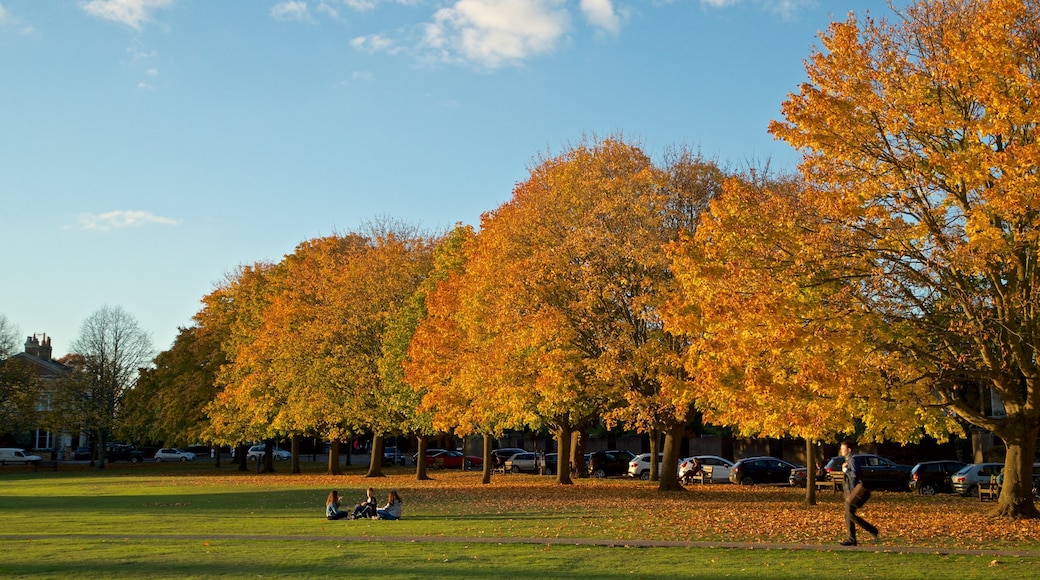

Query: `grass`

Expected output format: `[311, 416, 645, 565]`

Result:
[1, 460, 1039, 578]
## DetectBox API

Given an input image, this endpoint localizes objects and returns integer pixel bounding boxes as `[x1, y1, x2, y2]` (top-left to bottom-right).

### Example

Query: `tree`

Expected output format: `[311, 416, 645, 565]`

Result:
[69, 305, 153, 468]
[122, 325, 225, 451]
[769, 0, 1040, 516]
[0, 314, 18, 357]
[665, 172, 952, 504]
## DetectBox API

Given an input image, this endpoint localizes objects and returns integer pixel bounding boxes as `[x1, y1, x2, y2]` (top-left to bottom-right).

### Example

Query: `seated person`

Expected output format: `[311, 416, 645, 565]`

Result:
[326, 490, 348, 520]
[352, 487, 378, 520]
[376, 490, 403, 520]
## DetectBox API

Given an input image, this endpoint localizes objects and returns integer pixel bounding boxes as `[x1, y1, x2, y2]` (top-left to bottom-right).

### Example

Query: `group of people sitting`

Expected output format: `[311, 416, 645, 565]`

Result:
[326, 487, 402, 521]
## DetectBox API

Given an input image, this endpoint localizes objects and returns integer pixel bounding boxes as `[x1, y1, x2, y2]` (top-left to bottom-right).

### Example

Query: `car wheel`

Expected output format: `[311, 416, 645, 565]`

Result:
[180, 457, 188, 462]
[968, 484, 979, 497]
[155, 457, 162, 463]
[919, 484, 936, 496]
[740, 476, 754, 486]
[680, 473, 692, 485]
[131, 457, 139, 463]
[640, 471, 650, 481]
[545, 467, 554, 476]
[463, 459, 472, 471]
[511, 466, 521, 474]
[593, 468, 606, 479]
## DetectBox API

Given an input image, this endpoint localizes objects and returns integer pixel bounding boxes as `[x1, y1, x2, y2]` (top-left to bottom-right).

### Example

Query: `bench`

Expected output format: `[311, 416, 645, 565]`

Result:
[979, 475, 1000, 502]
[696, 465, 714, 484]
[816, 471, 845, 494]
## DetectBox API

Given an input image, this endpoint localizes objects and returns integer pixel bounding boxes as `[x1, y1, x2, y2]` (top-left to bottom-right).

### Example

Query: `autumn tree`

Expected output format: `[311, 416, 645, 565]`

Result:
[68, 306, 154, 468]
[665, 173, 953, 505]
[769, 0, 1040, 517]
[413, 137, 717, 489]
[203, 263, 280, 471]
[122, 324, 226, 453]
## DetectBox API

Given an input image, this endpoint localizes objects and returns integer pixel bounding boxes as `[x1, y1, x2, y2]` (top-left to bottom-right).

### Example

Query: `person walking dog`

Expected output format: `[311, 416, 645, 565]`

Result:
[839, 440, 879, 546]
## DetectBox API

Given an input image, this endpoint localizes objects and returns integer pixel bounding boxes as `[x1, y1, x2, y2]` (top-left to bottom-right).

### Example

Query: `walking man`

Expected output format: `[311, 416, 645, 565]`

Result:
[839, 440, 878, 546]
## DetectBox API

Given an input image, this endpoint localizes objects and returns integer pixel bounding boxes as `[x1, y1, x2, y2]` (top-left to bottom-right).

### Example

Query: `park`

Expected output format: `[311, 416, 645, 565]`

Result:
[2, 460, 1039, 579]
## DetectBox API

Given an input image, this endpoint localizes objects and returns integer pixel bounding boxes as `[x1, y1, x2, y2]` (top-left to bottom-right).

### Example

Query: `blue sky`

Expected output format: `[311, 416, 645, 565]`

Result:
[1, 0, 890, 358]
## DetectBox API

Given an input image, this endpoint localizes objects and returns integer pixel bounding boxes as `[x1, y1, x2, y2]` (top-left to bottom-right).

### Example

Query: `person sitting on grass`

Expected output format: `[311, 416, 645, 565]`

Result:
[376, 490, 402, 520]
[351, 487, 378, 520]
[326, 490, 348, 520]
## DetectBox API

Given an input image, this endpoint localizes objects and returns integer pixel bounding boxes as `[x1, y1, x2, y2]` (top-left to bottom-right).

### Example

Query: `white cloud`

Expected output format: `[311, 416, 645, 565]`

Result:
[422, 0, 570, 69]
[79, 210, 179, 231]
[79, 0, 173, 31]
[271, 1, 312, 22]
[351, 33, 397, 53]
[0, 5, 8, 21]
[580, 0, 620, 34]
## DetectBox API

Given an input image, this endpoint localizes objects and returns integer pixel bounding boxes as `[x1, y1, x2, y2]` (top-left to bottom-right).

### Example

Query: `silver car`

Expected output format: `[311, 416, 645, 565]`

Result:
[950, 462, 1003, 496]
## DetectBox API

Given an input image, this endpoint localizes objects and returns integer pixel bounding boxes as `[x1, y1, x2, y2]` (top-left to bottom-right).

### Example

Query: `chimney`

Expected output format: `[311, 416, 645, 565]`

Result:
[24, 335, 40, 357]
[39, 335, 53, 361]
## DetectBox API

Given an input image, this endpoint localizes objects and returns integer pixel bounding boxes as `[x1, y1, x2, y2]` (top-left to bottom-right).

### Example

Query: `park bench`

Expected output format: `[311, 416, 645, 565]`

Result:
[696, 465, 713, 484]
[979, 474, 1000, 502]
[816, 471, 845, 494]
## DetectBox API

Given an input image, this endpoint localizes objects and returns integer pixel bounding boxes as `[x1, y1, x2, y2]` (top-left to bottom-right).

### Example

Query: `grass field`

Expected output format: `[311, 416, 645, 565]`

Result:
[2, 460, 1039, 579]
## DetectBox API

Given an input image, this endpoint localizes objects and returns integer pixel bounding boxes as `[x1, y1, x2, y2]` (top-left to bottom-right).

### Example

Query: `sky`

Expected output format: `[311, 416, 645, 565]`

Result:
[1, 0, 896, 359]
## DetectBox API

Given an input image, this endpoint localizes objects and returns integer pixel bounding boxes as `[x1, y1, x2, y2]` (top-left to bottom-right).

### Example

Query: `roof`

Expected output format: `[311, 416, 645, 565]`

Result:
[6, 352, 72, 379]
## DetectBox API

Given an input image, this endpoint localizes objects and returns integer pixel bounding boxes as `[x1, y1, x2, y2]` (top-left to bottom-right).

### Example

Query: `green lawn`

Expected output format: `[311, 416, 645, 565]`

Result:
[1, 461, 1038, 579]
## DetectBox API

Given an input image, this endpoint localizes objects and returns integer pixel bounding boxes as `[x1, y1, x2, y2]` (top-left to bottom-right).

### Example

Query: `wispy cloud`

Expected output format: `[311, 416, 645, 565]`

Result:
[580, 0, 621, 34]
[79, 210, 179, 231]
[699, 0, 817, 18]
[271, 1, 313, 23]
[80, 0, 173, 31]
[422, 0, 570, 69]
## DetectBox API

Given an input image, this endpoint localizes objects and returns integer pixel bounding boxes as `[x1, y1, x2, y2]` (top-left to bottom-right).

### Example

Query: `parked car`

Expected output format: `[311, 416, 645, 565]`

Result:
[908, 460, 967, 495]
[588, 450, 636, 478]
[104, 443, 144, 463]
[73, 446, 93, 461]
[788, 456, 838, 487]
[424, 449, 482, 470]
[951, 462, 1004, 496]
[154, 448, 197, 462]
[629, 452, 670, 480]
[246, 445, 290, 461]
[504, 452, 557, 475]
[679, 455, 734, 484]
[850, 454, 914, 491]
[0, 448, 42, 465]
[729, 456, 800, 485]
[382, 446, 407, 465]
[491, 447, 526, 469]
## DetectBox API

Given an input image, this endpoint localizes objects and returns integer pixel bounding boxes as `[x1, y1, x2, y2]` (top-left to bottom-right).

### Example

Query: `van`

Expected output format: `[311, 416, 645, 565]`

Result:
[0, 448, 42, 465]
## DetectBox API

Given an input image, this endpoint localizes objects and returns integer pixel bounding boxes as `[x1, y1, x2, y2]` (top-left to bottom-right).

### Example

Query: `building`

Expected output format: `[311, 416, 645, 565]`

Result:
[6, 334, 75, 453]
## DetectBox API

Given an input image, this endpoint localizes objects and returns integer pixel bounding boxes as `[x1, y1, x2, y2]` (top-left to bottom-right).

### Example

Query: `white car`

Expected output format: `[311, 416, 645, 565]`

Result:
[951, 462, 1004, 496]
[0, 448, 42, 465]
[154, 448, 196, 462]
[246, 445, 291, 461]
[628, 452, 668, 480]
[678, 455, 734, 484]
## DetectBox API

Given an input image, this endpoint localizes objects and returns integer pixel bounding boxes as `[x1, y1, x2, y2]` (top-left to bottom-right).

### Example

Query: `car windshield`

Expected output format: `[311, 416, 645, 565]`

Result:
[953, 465, 973, 476]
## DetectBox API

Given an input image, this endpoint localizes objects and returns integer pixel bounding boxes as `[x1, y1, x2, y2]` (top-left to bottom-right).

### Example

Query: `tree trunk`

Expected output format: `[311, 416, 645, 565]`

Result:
[804, 439, 817, 507]
[415, 435, 431, 481]
[327, 440, 342, 475]
[236, 443, 248, 471]
[481, 434, 493, 484]
[290, 435, 301, 474]
[658, 423, 685, 492]
[571, 427, 588, 478]
[555, 424, 573, 485]
[649, 428, 660, 482]
[366, 434, 385, 477]
[262, 439, 274, 473]
[992, 420, 1040, 518]
[96, 430, 108, 470]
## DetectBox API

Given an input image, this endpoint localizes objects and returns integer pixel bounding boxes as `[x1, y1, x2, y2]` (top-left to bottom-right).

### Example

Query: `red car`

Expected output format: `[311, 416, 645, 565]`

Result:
[425, 450, 482, 470]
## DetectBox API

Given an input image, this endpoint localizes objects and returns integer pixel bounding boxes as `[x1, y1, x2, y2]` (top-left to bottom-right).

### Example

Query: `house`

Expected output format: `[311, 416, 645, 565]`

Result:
[5, 334, 75, 454]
